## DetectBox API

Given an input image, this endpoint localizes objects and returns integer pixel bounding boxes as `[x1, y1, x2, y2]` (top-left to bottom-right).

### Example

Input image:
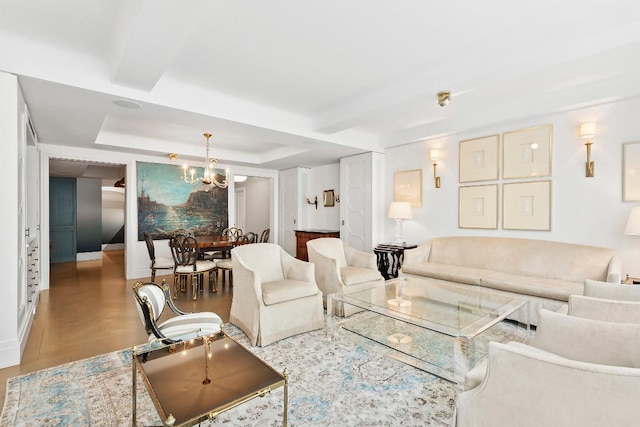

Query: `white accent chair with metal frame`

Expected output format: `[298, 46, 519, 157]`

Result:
[230, 243, 324, 347]
[133, 280, 222, 344]
[307, 237, 384, 316]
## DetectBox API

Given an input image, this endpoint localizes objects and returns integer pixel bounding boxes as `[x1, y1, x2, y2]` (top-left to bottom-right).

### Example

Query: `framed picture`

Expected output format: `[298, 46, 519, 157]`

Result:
[623, 142, 640, 201]
[323, 189, 335, 207]
[502, 124, 552, 179]
[394, 169, 422, 207]
[136, 161, 229, 241]
[458, 184, 498, 229]
[502, 180, 551, 230]
[459, 135, 499, 183]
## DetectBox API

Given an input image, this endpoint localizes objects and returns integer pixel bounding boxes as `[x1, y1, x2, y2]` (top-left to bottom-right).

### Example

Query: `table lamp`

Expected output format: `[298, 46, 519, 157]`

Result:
[624, 207, 640, 236]
[388, 201, 412, 245]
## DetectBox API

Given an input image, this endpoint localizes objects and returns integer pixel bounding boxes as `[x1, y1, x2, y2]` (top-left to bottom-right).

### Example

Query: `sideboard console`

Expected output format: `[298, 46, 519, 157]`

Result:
[295, 229, 340, 261]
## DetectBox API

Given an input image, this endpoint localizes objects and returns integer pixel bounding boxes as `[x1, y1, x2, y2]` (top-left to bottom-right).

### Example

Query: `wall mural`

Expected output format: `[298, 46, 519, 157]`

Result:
[136, 161, 228, 241]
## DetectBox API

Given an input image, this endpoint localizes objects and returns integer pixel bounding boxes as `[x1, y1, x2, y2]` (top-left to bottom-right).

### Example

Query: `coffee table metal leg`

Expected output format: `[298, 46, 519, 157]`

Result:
[325, 294, 334, 341]
[131, 348, 136, 427]
[283, 368, 289, 427]
[453, 336, 470, 385]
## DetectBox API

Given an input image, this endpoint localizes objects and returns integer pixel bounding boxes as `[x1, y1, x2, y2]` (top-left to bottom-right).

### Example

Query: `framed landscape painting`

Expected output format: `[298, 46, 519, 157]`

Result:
[136, 161, 228, 241]
[394, 169, 422, 207]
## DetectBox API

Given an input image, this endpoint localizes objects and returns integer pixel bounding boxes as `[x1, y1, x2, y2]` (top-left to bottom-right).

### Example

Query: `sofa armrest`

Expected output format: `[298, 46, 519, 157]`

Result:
[403, 241, 432, 265]
[454, 341, 640, 427]
[606, 252, 622, 284]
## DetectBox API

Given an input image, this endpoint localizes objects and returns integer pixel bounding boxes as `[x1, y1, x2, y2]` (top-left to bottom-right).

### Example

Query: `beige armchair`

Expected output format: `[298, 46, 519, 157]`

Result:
[455, 309, 640, 426]
[229, 243, 324, 346]
[306, 238, 384, 316]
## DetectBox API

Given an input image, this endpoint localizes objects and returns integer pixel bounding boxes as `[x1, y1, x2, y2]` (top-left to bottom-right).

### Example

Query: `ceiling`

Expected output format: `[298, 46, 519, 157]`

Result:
[2, 0, 640, 173]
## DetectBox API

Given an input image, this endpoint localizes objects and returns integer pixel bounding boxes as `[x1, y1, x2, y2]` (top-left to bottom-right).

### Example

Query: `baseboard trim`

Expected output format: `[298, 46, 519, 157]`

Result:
[76, 251, 102, 261]
[0, 339, 21, 369]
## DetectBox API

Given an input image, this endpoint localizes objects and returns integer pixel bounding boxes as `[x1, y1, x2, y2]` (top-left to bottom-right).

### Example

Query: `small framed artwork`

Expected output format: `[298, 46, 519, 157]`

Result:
[623, 142, 640, 202]
[459, 135, 499, 183]
[503, 124, 552, 179]
[323, 189, 335, 207]
[503, 180, 551, 231]
[458, 184, 498, 229]
[394, 169, 422, 207]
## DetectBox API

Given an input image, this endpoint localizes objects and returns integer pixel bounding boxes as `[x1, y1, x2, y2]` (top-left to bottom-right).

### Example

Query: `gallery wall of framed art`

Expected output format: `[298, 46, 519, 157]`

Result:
[458, 124, 553, 231]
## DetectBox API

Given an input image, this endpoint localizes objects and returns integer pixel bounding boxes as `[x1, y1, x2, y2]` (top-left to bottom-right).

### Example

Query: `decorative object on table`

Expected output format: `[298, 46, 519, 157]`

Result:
[388, 201, 413, 244]
[458, 184, 498, 229]
[323, 189, 336, 206]
[502, 180, 551, 231]
[306, 195, 318, 209]
[622, 142, 640, 201]
[136, 161, 228, 241]
[502, 124, 552, 179]
[429, 149, 441, 188]
[179, 133, 229, 189]
[373, 243, 417, 280]
[579, 122, 596, 177]
[459, 134, 499, 183]
[393, 169, 422, 207]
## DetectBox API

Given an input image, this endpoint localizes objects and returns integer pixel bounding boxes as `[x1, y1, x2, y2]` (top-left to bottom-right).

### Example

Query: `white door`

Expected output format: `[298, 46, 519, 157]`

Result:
[279, 168, 301, 256]
[235, 187, 246, 232]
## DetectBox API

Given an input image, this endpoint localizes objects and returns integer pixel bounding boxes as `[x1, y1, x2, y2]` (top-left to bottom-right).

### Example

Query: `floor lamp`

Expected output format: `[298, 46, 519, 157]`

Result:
[388, 202, 412, 245]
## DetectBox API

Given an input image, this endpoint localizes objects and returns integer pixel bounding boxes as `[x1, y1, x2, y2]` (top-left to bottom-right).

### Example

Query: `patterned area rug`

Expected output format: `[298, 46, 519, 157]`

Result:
[1, 319, 530, 426]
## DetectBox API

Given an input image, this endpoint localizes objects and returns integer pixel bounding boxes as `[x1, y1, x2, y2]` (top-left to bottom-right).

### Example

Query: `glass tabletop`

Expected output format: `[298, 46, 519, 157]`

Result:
[333, 276, 526, 337]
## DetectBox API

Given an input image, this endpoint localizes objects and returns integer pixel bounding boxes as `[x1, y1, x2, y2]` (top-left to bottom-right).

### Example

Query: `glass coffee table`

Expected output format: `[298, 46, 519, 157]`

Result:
[328, 276, 529, 384]
[132, 330, 288, 426]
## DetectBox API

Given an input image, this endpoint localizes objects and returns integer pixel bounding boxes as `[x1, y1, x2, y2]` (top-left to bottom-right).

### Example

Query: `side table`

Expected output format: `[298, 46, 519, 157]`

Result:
[373, 243, 417, 279]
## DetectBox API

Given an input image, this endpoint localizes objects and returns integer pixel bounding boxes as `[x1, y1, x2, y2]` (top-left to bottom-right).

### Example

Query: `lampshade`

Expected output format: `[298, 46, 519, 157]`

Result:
[430, 149, 440, 162]
[388, 202, 412, 220]
[580, 122, 596, 139]
[625, 207, 640, 235]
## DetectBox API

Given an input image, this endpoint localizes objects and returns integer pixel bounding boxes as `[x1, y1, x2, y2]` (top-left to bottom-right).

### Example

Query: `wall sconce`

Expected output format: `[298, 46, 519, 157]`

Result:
[437, 91, 451, 107]
[306, 196, 318, 209]
[429, 149, 441, 188]
[579, 122, 596, 177]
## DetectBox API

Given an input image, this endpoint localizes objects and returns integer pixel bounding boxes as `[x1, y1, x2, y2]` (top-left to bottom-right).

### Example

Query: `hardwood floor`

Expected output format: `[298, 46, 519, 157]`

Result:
[0, 250, 233, 408]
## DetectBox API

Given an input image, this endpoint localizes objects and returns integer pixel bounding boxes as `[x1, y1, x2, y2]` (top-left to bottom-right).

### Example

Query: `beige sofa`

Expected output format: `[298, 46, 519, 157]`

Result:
[401, 236, 621, 325]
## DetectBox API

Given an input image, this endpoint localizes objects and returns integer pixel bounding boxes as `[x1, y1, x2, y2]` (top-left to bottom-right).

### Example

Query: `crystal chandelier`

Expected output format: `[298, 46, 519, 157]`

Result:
[181, 132, 228, 189]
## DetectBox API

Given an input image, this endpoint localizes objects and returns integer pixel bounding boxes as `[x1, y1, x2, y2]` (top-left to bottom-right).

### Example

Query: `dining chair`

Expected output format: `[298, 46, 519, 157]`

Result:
[259, 228, 270, 243]
[170, 234, 218, 300]
[133, 280, 222, 344]
[143, 232, 174, 281]
[217, 232, 258, 288]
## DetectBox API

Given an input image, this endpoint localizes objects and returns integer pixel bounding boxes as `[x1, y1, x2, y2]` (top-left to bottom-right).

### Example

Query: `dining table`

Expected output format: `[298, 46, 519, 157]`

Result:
[194, 235, 245, 258]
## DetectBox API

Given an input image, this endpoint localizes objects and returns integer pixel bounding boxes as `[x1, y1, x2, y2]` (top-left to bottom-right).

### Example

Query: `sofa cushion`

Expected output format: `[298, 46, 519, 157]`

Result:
[400, 262, 489, 286]
[532, 309, 640, 368]
[340, 266, 383, 286]
[568, 295, 640, 324]
[481, 272, 581, 302]
[262, 279, 318, 305]
[584, 279, 640, 301]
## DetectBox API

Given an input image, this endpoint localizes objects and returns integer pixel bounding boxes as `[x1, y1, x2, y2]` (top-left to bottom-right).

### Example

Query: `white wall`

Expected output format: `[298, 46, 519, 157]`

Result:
[385, 97, 640, 278]
[305, 163, 341, 230]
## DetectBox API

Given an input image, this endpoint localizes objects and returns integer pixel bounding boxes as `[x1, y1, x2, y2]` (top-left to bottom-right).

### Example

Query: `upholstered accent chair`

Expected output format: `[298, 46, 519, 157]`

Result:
[143, 232, 174, 281]
[229, 243, 324, 346]
[306, 238, 384, 316]
[170, 234, 217, 300]
[133, 280, 222, 344]
[455, 309, 640, 426]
